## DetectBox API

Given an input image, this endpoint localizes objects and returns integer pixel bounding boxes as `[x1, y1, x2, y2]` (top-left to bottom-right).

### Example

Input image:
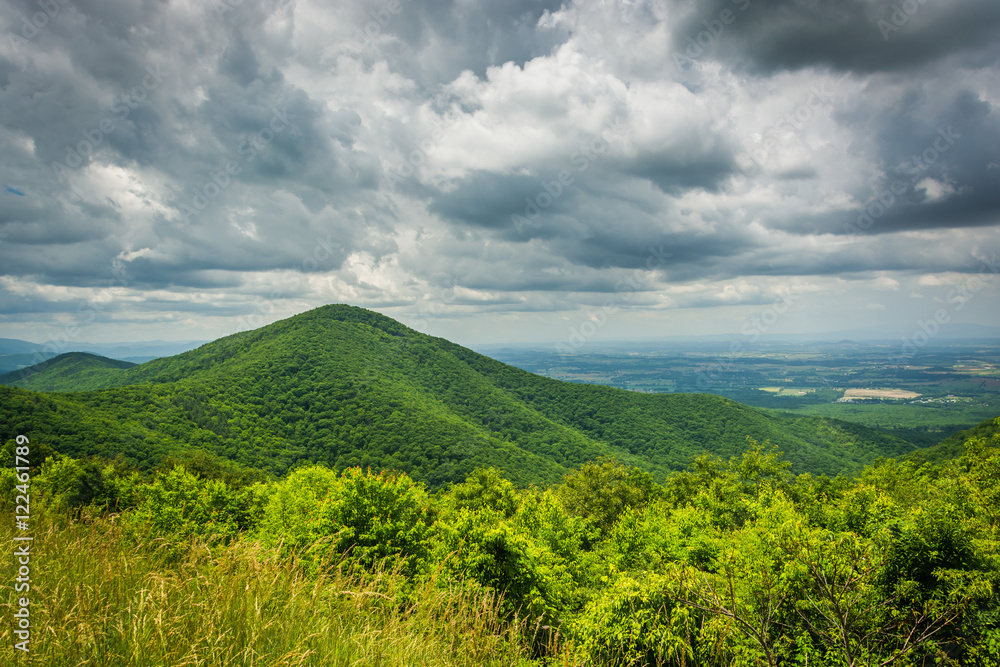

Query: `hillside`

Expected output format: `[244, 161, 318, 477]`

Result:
[0, 304, 921, 486]
[0, 352, 136, 391]
[906, 415, 1000, 464]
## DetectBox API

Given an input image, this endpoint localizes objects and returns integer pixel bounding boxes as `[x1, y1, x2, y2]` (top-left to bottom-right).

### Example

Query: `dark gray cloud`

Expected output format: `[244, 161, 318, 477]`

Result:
[674, 0, 1000, 75]
[622, 144, 735, 194]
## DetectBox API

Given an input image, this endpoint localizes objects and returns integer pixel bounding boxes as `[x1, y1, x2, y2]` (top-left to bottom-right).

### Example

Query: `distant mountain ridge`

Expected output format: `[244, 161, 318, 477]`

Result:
[0, 338, 45, 355]
[0, 352, 136, 391]
[0, 338, 206, 374]
[0, 304, 922, 486]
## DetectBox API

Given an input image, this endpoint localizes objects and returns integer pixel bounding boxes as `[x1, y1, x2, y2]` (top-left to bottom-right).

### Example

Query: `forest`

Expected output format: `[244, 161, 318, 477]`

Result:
[3, 305, 1000, 665]
[0, 305, 922, 487]
[2, 416, 1000, 665]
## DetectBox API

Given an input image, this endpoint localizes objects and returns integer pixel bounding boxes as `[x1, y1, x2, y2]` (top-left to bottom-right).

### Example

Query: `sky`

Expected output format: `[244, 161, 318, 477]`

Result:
[0, 0, 998, 350]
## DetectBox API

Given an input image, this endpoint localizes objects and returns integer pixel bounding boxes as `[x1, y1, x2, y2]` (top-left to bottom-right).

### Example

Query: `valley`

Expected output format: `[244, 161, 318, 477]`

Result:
[480, 338, 1000, 449]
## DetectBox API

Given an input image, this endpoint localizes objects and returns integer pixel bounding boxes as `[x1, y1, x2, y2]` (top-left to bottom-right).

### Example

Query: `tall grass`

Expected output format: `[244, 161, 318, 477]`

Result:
[1, 505, 570, 666]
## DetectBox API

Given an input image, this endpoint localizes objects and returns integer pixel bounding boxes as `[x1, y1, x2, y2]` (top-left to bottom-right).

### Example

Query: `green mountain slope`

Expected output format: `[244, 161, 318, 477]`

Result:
[906, 415, 1000, 464]
[0, 305, 920, 486]
[0, 352, 136, 391]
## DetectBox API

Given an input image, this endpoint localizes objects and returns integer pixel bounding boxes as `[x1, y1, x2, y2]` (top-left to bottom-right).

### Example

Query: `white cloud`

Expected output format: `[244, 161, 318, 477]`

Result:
[915, 177, 957, 202]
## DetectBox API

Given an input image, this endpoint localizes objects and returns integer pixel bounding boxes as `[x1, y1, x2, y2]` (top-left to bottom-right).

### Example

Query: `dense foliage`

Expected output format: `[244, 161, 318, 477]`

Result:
[0, 305, 920, 487]
[3, 418, 1000, 665]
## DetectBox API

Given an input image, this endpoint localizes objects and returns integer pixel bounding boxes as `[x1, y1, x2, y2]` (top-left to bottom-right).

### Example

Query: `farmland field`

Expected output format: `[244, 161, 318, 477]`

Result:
[480, 338, 1000, 448]
[841, 388, 922, 400]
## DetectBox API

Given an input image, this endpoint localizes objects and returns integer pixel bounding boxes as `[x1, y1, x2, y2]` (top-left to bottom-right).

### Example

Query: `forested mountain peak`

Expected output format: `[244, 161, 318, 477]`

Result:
[0, 304, 423, 391]
[0, 303, 923, 486]
[297, 303, 417, 336]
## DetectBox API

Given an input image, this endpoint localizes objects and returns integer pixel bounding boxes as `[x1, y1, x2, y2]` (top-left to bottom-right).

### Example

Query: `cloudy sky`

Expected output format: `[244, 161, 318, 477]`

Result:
[1, 0, 998, 349]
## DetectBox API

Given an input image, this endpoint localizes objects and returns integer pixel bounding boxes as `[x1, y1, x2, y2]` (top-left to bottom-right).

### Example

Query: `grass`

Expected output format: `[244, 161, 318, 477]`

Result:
[1, 505, 574, 666]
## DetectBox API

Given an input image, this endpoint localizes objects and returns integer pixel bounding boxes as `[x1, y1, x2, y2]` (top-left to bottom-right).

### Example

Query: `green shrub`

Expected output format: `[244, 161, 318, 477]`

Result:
[574, 571, 693, 667]
[881, 506, 983, 600]
[431, 506, 545, 620]
[126, 465, 268, 542]
[606, 502, 720, 572]
[258, 465, 431, 575]
[438, 467, 520, 519]
[34, 456, 106, 513]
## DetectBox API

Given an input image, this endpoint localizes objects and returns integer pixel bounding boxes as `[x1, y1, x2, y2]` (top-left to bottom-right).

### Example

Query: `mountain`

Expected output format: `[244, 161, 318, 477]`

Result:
[0, 338, 46, 355]
[0, 352, 136, 391]
[0, 337, 207, 374]
[0, 353, 45, 375]
[0, 338, 46, 374]
[0, 304, 922, 487]
[71, 339, 209, 363]
[906, 415, 1000, 464]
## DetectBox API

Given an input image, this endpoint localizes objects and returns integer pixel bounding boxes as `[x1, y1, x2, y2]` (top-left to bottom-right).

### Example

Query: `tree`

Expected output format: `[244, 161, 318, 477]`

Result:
[35, 456, 107, 514]
[778, 517, 987, 667]
[258, 465, 431, 575]
[575, 571, 695, 667]
[556, 458, 659, 535]
[438, 467, 520, 519]
[128, 465, 256, 541]
[670, 492, 800, 667]
[430, 505, 545, 619]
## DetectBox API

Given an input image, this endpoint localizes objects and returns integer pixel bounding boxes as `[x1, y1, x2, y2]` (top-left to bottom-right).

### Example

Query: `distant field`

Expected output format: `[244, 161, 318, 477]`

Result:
[763, 401, 1000, 447]
[760, 387, 816, 395]
[485, 341, 1000, 449]
[843, 388, 921, 400]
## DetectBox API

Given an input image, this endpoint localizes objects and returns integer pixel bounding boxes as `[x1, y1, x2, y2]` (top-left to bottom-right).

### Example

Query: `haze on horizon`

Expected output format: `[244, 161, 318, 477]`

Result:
[1, 0, 998, 349]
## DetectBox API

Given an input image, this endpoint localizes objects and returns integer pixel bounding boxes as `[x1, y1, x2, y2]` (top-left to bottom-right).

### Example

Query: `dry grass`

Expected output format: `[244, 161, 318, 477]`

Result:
[1, 506, 574, 666]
